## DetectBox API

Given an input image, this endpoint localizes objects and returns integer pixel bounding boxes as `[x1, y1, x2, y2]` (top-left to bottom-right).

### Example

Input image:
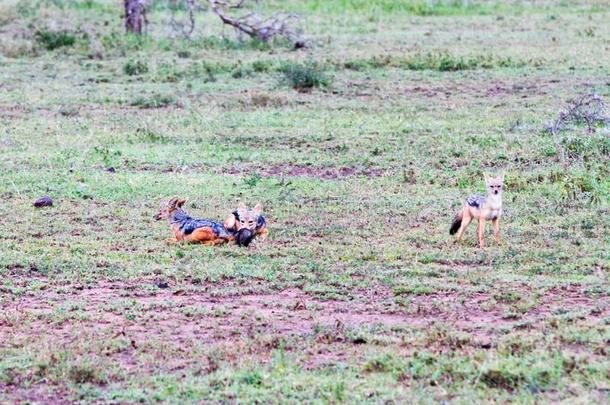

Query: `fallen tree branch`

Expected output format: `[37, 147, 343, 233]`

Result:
[209, 0, 306, 48]
[545, 93, 610, 135]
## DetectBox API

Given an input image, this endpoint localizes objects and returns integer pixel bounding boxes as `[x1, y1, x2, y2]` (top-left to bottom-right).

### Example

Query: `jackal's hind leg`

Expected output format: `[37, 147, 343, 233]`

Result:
[454, 210, 472, 243]
[202, 238, 227, 246]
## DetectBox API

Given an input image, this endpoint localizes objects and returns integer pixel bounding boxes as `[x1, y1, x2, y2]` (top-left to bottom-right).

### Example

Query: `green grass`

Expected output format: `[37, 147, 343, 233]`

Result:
[0, 0, 609, 403]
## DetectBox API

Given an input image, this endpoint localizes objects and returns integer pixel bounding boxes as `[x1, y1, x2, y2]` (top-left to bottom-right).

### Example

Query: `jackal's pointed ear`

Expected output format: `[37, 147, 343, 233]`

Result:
[176, 198, 187, 207]
[483, 173, 492, 185]
[497, 172, 505, 183]
[238, 202, 247, 211]
[168, 197, 179, 207]
[252, 203, 263, 215]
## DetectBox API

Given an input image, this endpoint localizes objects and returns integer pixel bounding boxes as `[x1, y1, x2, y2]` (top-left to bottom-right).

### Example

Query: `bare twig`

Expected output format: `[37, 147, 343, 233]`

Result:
[544, 94, 610, 166]
[209, 0, 306, 48]
[545, 93, 610, 135]
[168, 0, 200, 39]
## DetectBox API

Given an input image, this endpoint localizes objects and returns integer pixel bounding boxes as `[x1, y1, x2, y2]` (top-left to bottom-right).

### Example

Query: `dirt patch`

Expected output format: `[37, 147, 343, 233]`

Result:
[1, 279, 608, 399]
[2, 281, 608, 349]
[226, 164, 389, 179]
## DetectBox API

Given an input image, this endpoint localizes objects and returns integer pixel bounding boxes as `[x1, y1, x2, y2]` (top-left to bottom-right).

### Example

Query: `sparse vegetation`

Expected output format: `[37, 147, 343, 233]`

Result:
[123, 59, 149, 76]
[343, 52, 529, 72]
[0, 0, 609, 403]
[35, 29, 76, 50]
[280, 61, 331, 90]
[130, 93, 178, 108]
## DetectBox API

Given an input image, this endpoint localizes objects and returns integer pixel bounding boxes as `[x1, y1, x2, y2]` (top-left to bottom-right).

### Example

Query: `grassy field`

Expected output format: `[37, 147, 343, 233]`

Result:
[1, 0, 609, 403]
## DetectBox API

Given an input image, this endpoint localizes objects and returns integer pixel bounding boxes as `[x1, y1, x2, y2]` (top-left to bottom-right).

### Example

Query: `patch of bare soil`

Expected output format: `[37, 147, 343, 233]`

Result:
[226, 164, 388, 179]
[2, 281, 608, 349]
[1, 279, 608, 401]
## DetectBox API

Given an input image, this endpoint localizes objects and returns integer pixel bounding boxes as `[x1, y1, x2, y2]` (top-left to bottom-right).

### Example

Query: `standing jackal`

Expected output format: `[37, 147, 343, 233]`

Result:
[450, 173, 505, 248]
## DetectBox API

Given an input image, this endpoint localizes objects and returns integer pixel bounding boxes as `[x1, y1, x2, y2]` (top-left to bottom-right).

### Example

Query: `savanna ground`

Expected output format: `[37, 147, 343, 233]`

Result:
[1, 0, 609, 403]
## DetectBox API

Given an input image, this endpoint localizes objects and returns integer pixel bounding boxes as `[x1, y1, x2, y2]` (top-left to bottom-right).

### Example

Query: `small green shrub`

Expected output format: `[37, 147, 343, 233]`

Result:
[130, 93, 178, 109]
[243, 173, 262, 188]
[480, 368, 522, 390]
[35, 30, 76, 50]
[251, 60, 275, 73]
[131, 127, 171, 144]
[279, 61, 331, 90]
[231, 65, 253, 79]
[154, 61, 224, 83]
[123, 59, 149, 76]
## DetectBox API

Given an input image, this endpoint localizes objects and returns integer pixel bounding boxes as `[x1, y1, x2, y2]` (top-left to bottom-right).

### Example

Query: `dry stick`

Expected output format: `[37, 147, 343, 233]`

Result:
[545, 94, 610, 167]
[208, 0, 305, 47]
[169, 0, 198, 38]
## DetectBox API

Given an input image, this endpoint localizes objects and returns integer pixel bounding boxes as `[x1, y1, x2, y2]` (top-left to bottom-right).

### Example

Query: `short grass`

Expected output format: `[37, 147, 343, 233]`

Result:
[0, 0, 609, 403]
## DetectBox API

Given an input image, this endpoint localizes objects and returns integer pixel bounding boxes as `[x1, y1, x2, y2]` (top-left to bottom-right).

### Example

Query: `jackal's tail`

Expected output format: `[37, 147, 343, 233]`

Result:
[449, 211, 462, 235]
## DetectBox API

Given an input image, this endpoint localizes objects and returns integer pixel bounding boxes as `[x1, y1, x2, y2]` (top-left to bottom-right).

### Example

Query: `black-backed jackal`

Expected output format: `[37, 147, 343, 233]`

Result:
[450, 173, 504, 248]
[154, 198, 267, 246]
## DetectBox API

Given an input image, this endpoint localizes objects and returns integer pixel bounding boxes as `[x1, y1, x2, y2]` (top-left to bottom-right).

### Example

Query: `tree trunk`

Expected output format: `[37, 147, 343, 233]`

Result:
[124, 0, 147, 34]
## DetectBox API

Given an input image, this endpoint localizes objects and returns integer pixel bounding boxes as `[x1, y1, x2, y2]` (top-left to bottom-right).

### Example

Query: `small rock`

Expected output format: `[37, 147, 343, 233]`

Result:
[105, 167, 116, 173]
[33, 196, 53, 208]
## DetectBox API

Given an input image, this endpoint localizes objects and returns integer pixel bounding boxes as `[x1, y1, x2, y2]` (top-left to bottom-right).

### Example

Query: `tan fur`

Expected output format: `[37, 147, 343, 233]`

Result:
[155, 197, 235, 246]
[225, 202, 267, 240]
[453, 173, 504, 248]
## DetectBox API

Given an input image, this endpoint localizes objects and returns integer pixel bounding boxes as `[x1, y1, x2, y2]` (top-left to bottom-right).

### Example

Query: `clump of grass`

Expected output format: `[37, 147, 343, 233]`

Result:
[35, 30, 76, 50]
[130, 127, 171, 144]
[251, 60, 275, 73]
[130, 93, 178, 108]
[154, 61, 223, 83]
[101, 32, 150, 55]
[343, 52, 527, 72]
[559, 134, 610, 162]
[279, 61, 331, 90]
[480, 368, 523, 390]
[557, 170, 605, 206]
[123, 59, 149, 76]
[232, 64, 253, 79]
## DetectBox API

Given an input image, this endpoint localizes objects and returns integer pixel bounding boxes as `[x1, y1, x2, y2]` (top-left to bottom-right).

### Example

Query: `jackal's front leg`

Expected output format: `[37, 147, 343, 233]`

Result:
[492, 218, 501, 245]
[477, 219, 486, 248]
[256, 227, 269, 241]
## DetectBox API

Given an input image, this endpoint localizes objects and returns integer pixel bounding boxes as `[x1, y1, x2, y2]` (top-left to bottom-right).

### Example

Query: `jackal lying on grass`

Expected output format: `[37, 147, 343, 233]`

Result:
[450, 173, 505, 248]
[154, 198, 267, 246]
[224, 202, 268, 246]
